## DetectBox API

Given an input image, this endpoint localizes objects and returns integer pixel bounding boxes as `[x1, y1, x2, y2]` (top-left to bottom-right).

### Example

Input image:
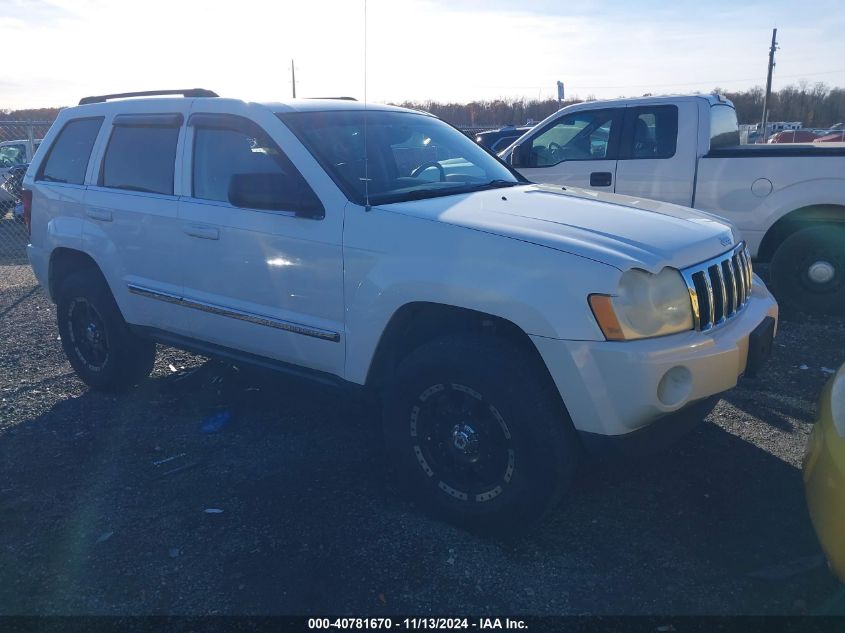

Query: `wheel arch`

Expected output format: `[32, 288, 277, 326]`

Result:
[758, 204, 845, 263]
[48, 247, 106, 299]
[365, 301, 557, 397]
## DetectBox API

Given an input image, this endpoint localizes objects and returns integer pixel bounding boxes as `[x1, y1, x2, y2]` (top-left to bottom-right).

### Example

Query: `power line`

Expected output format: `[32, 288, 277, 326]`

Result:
[475, 68, 845, 92]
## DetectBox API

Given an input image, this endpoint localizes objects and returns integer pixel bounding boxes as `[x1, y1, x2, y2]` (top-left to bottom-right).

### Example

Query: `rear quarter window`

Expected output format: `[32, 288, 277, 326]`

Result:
[37, 117, 104, 185]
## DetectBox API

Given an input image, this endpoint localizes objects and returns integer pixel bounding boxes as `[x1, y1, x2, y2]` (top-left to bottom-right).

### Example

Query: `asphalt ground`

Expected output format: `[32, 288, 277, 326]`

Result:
[1, 245, 844, 615]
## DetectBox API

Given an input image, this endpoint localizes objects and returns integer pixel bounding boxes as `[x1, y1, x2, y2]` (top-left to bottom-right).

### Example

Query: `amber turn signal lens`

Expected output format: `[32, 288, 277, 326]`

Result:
[588, 294, 626, 341]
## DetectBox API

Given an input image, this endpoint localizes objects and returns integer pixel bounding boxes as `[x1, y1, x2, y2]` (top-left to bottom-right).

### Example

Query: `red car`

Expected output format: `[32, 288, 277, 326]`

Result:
[815, 130, 845, 143]
[768, 130, 819, 143]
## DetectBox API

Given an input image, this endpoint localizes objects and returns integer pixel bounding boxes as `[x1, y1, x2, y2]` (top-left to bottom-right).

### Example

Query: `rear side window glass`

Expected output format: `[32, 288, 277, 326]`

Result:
[101, 125, 180, 195]
[626, 106, 678, 159]
[38, 117, 103, 185]
[710, 105, 740, 149]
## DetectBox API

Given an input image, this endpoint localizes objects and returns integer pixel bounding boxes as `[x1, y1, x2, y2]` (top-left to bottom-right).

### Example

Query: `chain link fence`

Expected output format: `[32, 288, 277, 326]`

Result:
[0, 121, 53, 307]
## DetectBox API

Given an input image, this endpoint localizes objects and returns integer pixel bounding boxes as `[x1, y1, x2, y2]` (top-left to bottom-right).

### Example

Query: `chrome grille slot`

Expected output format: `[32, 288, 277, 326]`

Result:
[681, 243, 753, 331]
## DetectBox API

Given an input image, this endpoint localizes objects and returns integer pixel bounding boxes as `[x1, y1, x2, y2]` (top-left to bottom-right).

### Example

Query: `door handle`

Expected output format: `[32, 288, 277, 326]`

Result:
[85, 208, 112, 222]
[589, 172, 613, 187]
[183, 225, 219, 240]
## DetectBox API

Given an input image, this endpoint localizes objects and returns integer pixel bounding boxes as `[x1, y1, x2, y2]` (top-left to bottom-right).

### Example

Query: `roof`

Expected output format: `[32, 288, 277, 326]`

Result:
[265, 99, 428, 115]
[66, 95, 431, 118]
[564, 93, 732, 110]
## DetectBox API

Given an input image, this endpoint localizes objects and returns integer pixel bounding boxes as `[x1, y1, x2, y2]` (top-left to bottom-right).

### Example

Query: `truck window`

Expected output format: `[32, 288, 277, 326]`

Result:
[37, 117, 103, 185]
[710, 105, 740, 149]
[527, 110, 617, 166]
[191, 125, 310, 206]
[623, 106, 678, 159]
[101, 123, 180, 195]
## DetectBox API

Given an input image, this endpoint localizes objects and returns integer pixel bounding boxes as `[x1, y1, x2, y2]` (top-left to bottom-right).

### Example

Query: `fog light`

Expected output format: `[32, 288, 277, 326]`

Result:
[657, 366, 692, 407]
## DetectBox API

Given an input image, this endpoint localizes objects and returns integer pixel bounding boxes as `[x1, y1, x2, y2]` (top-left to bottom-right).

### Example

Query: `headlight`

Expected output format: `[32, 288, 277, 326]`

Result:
[832, 365, 845, 438]
[589, 268, 694, 340]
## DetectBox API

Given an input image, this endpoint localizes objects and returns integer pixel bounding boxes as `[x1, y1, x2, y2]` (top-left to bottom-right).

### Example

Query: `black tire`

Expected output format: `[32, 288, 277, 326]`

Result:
[770, 225, 845, 315]
[56, 271, 156, 392]
[382, 334, 579, 533]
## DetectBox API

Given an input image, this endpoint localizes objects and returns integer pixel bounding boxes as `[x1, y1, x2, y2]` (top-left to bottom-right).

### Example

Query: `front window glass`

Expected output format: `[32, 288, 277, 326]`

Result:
[279, 110, 521, 206]
[529, 111, 615, 166]
[710, 105, 740, 149]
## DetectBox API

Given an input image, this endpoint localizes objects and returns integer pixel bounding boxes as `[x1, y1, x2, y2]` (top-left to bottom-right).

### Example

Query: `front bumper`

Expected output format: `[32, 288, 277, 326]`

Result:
[531, 274, 779, 440]
[803, 376, 845, 583]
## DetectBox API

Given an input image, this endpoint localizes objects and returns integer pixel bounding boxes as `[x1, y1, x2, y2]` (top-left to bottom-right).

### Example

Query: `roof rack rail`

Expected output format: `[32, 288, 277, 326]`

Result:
[79, 88, 219, 105]
[308, 96, 357, 101]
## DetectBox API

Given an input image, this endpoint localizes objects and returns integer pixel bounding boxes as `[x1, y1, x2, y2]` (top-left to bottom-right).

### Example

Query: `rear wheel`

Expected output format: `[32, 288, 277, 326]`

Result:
[382, 334, 579, 533]
[770, 225, 845, 315]
[56, 271, 156, 391]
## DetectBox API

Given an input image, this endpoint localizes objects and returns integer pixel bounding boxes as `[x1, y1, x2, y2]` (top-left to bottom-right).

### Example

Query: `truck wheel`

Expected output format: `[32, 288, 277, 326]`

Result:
[770, 225, 845, 315]
[56, 271, 156, 392]
[382, 334, 579, 533]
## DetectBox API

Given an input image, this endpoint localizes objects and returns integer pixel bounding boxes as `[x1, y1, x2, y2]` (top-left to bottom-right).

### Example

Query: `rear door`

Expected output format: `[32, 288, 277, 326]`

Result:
[513, 108, 623, 189]
[83, 104, 192, 336]
[614, 102, 697, 206]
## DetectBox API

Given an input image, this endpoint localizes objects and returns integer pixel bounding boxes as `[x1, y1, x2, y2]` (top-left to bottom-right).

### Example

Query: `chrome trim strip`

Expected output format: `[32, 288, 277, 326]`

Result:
[725, 259, 738, 315]
[732, 255, 745, 307]
[713, 263, 728, 323]
[702, 270, 716, 327]
[127, 284, 341, 342]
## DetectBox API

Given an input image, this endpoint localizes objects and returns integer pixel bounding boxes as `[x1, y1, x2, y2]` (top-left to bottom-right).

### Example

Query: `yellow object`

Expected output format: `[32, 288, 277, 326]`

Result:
[803, 363, 845, 583]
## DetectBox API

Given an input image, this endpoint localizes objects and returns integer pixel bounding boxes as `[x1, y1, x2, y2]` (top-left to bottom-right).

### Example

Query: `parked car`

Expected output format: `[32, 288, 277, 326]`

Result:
[815, 130, 845, 143]
[24, 89, 778, 532]
[768, 130, 819, 143]
[501, 94, 845, 315]
[0, 139, 41, 208]
[1, 163, 28, 219]
[804, 362, 845, 582]
[475, 125, 532, 153]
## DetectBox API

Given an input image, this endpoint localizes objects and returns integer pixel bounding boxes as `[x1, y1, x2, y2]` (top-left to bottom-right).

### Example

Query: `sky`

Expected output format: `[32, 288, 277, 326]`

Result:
[1, 0, 844, 109]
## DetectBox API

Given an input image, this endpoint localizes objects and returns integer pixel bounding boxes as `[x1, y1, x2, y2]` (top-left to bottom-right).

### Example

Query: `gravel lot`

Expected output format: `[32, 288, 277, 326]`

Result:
[1, 232, 844, 615]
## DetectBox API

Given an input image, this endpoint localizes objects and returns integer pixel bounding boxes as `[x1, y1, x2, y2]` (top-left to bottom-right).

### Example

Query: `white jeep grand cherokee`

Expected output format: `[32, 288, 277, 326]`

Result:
[23, 89, 778, 531]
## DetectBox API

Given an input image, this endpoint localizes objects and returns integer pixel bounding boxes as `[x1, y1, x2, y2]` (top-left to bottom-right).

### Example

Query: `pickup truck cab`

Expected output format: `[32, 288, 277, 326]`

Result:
[24, 90, 778, 532]
[502, 94, 845, 314]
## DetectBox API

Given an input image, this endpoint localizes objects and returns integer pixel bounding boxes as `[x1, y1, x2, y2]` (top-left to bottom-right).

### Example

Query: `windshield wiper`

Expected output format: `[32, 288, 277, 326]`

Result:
[40, 175, 67, 183]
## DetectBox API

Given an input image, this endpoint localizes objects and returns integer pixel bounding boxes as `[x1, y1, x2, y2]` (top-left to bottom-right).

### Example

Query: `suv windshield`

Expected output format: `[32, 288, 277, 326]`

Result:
[279, 110, 523, 206]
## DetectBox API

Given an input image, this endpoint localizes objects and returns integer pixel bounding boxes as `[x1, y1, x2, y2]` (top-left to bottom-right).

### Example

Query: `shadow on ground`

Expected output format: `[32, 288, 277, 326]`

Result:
[0, 356, 839, 615]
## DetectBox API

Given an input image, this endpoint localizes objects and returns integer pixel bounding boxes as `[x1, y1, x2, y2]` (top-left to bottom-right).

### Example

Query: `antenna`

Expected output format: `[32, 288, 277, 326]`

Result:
[291, 59, 297, 99]
[363, 0, 370, 210]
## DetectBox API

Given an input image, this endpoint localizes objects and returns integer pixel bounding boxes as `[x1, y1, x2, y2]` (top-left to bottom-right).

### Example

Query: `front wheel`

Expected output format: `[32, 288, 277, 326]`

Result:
[770, 225, 845, 316]
[382, 334, 579, 533]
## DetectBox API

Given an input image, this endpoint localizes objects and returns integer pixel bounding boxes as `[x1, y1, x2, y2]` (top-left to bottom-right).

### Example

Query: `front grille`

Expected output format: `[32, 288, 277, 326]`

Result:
[681, 243, 753, 331]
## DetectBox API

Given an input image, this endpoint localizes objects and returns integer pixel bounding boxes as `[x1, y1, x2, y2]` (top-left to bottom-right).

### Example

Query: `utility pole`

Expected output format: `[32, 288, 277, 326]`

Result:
[291, 59, 297, 99]
[759, 28, 778, 143]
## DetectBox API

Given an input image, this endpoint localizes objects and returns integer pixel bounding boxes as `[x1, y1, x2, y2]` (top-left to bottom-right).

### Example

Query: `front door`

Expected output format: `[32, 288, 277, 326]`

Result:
[513, 108, 623, 190]
[177, 106, 345, 377]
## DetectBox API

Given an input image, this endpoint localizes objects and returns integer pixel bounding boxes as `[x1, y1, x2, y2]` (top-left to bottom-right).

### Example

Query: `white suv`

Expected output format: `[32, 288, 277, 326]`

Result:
[24, 89, 778, 531]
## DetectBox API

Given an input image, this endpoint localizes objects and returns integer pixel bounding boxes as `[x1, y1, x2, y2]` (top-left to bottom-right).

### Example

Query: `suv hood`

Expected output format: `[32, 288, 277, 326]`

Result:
[379, 184, 737, 272]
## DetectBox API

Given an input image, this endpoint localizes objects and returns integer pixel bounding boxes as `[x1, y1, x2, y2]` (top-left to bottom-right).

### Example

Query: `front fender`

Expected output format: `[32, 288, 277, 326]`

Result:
[342, 205, 617, 385]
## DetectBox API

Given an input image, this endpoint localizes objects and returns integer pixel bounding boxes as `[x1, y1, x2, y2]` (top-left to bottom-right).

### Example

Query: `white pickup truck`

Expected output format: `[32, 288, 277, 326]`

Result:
[502, 94, 845, 314]
[25, 91, 778, 532]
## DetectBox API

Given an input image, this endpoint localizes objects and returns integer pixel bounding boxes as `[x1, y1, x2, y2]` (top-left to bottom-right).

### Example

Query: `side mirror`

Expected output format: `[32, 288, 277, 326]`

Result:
[228, 172, 324, 219]
[509, 142, 532, 168]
